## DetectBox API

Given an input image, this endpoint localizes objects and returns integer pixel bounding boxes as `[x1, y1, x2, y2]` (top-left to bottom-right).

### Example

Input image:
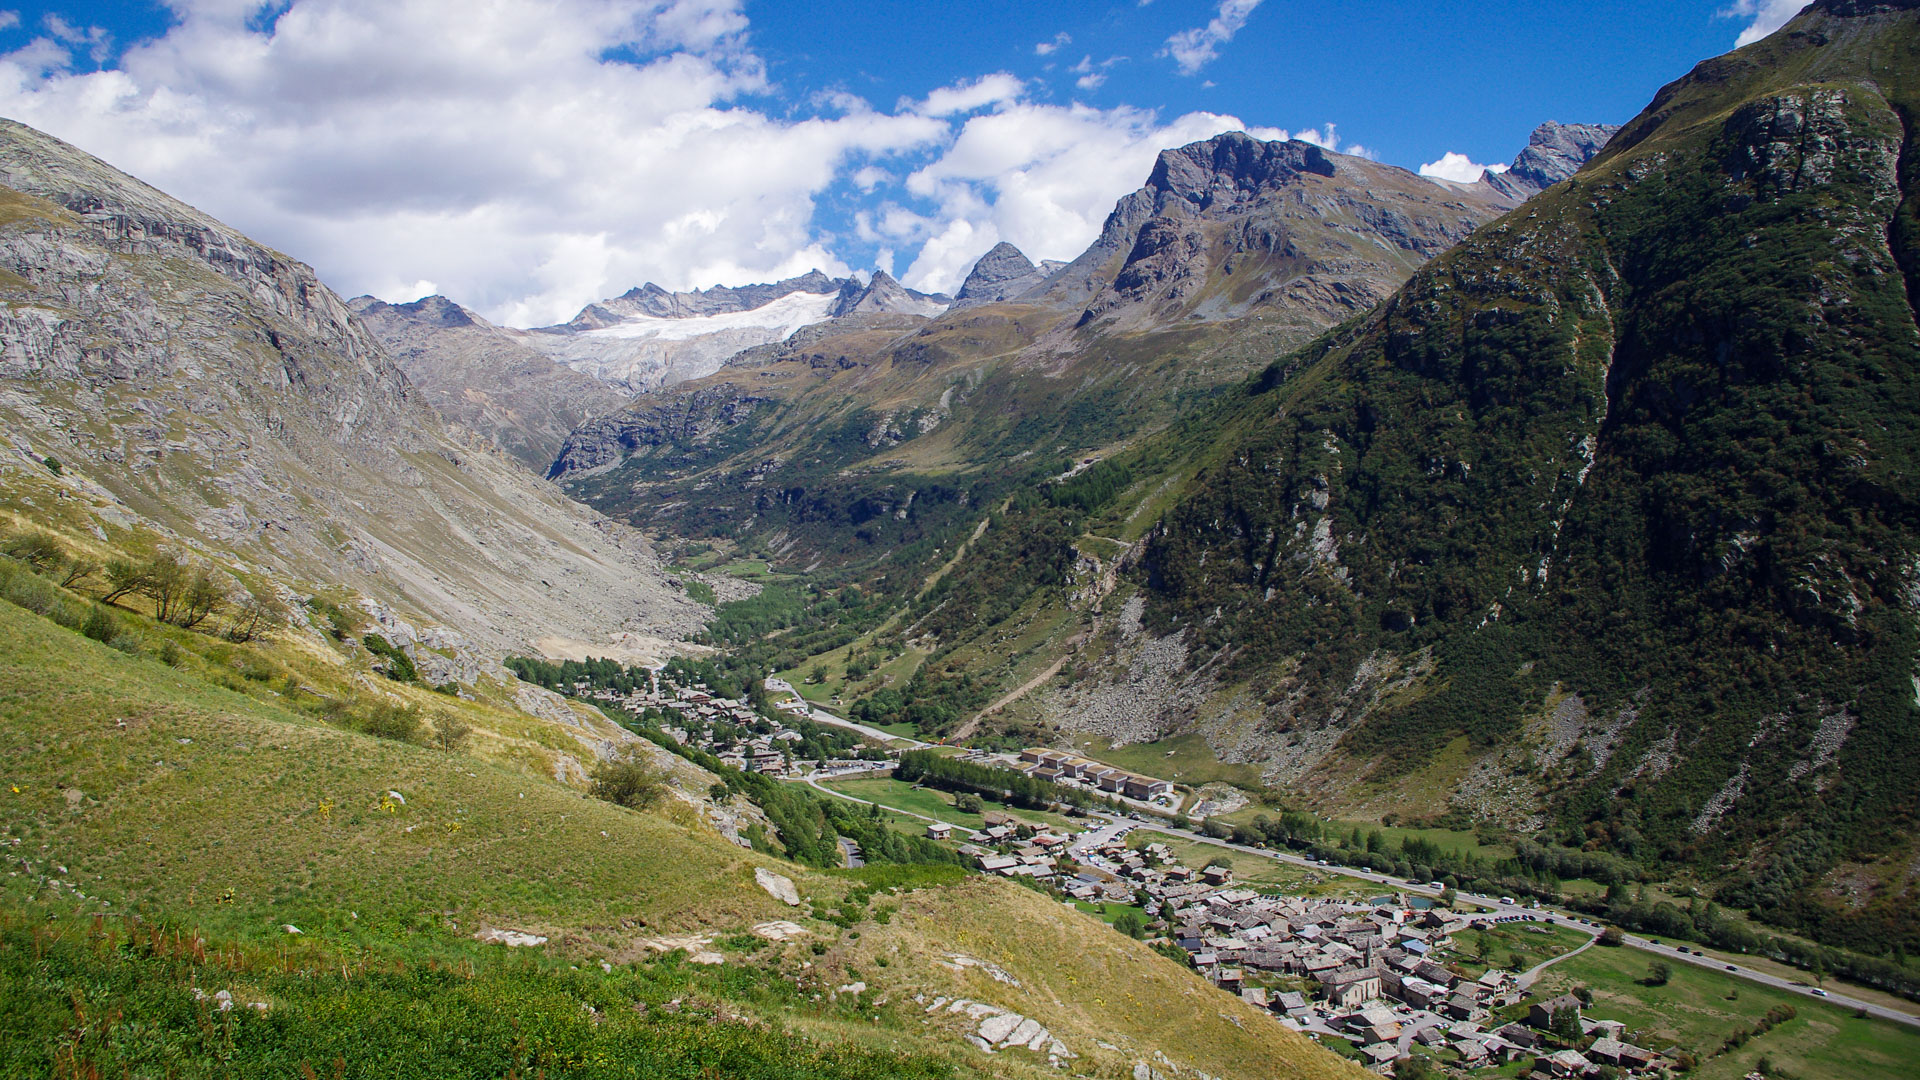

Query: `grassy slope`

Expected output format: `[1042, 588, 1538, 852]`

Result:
[0, 595, 1360, 1080]
[0, 598, 789, 943]
[834, 875, 1366, 1080]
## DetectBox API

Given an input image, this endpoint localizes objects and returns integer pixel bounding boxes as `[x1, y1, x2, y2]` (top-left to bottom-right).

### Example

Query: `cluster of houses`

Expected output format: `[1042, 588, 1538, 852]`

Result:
[1012, 748, 1177, 804]
[1071, 836, 1669, 1077]
[574, 673, 863, 778]
[928, 812, 1077, 881]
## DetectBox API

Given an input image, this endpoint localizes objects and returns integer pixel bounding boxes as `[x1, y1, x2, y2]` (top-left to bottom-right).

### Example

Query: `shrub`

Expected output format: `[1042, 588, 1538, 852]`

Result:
[59, 555, 98, 589]
[363, 634, 418, 683]
[224, 590, 288, 643]
[81, 604, 117, 644]
[157, 640, 184, 667]
[1, 528, 65, 572]
[432, 714, 472, 754]
[358, 701, 422, 743]
[1598, 926, 1625, 946]
[2, 568, 62, 617]
[591, 757, 666, 810]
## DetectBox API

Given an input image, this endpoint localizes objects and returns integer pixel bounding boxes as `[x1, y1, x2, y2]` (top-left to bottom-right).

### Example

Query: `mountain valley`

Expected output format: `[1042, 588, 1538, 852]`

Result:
[5, 2, 1920, 1078]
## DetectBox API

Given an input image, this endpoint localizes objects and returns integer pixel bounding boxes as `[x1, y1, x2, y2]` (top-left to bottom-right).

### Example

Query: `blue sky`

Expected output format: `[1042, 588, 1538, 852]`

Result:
[0, 1, 1811, 323]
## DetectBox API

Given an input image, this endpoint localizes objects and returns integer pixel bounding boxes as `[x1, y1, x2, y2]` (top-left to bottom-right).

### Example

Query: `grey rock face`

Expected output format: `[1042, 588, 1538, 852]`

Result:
[548, 382, 768, 476]
[0, 118, 701, 659]
[828, 270, 948, 318]
[952, 242, 1063, 307]
[1484, 122, 1621, 201]
[1034, 130, 1515, 330]
[350, 294, 626, 473]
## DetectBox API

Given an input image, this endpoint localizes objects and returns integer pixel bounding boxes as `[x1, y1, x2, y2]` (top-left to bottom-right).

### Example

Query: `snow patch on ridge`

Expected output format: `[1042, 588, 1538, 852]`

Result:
[579, 290, 839, 343]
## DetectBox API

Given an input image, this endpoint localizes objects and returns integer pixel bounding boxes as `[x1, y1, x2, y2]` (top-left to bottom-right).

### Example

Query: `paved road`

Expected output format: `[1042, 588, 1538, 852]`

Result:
[1518, 935, 1597, 989]
[764, 678, 933, 748]
[1090, 810, 1920, 1029]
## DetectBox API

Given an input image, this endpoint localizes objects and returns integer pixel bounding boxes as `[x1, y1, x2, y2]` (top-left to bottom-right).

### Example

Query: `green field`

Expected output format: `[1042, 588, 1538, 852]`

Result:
[1538, 944, 1920, 1080]
[1080, 733, 1266, 791]
[817, 777, 1080, 834]
[1443, 922, 1592, 979]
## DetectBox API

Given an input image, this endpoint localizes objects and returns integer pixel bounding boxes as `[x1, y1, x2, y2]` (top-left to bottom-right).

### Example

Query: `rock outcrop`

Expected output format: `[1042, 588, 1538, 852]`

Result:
[829, 270, 949, 318]
[1483, 121, 1622, 201]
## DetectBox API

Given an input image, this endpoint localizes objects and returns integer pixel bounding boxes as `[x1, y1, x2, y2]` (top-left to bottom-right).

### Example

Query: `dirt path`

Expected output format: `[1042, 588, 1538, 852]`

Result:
[952, 652, 1073, 742]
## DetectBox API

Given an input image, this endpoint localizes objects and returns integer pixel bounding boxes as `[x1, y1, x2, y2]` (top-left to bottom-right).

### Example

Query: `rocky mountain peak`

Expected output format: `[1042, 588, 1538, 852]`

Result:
[953, 242, 1059, 307]
[352, 293, 479, 329]
[1145, 132, 1338, 212]
[571, 269, 842, 327]
[1484, 121, 1621, 201]
[830, 269, 948, 317]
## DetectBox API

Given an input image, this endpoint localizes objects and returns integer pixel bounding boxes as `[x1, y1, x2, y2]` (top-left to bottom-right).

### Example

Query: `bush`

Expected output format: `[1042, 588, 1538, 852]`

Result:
[1, 566, 61, 616]
[358, 701, 422, 743]
[224, 590, 288, 643]
[81, 604, 117, 644]
[1, 528, 65, 572]
[1598, 926, 1625, 946]
[363, 634, 418, 683]
[1113, 910, 1147, 939]
[591, 757, 665, 810]
[1644, 960, 1672, 986]
[432, 714, 472, 754]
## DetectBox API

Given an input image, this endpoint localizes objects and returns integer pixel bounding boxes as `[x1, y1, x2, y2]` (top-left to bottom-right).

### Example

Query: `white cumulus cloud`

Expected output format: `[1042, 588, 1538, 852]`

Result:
[1164, 0, 1262, 76]
[1722, 1, 1812, 48]
[1418, 152, 1508, 184]
[0, 0, 946, 326]
[1035, 32, 1070, 57]
[912, 72, 1026, 117]
[0, 0, 1352, 325]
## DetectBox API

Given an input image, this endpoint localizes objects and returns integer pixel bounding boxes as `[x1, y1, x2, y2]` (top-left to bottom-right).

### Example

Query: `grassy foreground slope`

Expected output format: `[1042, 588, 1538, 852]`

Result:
[0, 593, 1360, 1080]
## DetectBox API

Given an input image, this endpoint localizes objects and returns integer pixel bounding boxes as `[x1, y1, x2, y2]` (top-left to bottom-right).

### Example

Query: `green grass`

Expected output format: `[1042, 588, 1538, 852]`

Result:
[1441, 922, 1590, 979]
[1083, 733, 1265, 792]
[0, 598, 793, 945]
[816, 777, 1079, 834]
[1538, 944, 1920, 1080]
[1070, 899, 1150, 933]
[0, 914, 957, 1080]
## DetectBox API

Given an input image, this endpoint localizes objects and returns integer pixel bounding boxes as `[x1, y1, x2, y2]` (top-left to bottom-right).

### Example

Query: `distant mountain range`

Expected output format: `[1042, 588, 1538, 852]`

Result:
[360, 121, 1610, 470]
